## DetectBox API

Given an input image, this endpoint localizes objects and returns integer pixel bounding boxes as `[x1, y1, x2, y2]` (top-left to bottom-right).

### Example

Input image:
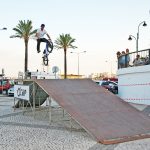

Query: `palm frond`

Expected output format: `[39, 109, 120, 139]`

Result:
[54, 33, 77, 50]
[12, 20, 36, 40]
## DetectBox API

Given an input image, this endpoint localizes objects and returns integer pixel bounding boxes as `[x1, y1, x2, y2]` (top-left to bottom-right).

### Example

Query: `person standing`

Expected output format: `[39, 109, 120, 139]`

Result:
[125, 48, 130, 67]
[116, 51, 121, 69]
[36, 24, 52, 53]
[120, 51, 126, 68]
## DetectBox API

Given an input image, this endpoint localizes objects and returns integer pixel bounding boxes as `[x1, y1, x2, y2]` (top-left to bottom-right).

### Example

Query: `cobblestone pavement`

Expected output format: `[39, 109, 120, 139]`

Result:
[0, 96, 150, 150]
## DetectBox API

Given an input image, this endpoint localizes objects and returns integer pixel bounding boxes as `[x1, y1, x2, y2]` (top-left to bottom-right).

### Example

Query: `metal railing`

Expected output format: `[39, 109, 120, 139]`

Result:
[117, 49, 150, 69]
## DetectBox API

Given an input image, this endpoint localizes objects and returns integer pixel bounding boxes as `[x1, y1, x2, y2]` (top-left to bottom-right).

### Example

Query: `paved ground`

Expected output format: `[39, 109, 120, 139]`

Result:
[0, 95, 150, 150]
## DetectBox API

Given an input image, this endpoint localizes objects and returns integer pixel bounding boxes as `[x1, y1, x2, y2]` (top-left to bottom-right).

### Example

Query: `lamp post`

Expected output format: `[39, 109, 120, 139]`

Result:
[0, 28, 7, 94]
[105, 60, 118, 77]
[105, 61, 113, 77]
[70, 51, 86, 78]
[128, 21, 147, 52]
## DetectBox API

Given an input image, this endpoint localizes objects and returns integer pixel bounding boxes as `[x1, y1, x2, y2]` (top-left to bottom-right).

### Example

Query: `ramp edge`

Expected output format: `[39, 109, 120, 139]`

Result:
[100, 133, 150, 144]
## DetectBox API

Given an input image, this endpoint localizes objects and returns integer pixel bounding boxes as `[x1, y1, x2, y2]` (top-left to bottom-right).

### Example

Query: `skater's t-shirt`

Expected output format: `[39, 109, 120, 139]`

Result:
[36, 29, 47, 39]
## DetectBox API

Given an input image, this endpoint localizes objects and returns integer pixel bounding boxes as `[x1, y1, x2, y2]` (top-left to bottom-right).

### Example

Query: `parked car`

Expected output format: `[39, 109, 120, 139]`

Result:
[95, 80, 118, 94]
[109, 84, 118, 94]
[0, 79, 11, 94]
[8, 86, 14, 96]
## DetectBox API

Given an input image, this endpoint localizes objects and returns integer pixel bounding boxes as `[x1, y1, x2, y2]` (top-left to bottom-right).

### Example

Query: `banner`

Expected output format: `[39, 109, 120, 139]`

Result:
[14, 85, 30, 101]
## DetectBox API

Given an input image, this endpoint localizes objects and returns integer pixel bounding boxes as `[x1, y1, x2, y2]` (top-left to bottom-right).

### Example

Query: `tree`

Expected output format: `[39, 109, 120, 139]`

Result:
[12, 20, 37, 74]
[55, 34, 77, 79]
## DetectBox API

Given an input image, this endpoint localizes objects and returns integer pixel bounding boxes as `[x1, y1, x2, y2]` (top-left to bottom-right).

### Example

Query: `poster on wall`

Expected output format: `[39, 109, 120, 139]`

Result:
[14, 85, 30, 101]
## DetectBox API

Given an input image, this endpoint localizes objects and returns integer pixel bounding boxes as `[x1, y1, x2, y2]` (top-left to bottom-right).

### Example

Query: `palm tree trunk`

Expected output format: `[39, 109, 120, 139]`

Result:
[24, 40, 28, 73]
[64, 49, 67, 79]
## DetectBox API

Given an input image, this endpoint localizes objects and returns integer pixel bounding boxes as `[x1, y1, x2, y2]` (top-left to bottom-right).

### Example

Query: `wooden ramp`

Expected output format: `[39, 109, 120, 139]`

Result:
[35, 79, 150, 144]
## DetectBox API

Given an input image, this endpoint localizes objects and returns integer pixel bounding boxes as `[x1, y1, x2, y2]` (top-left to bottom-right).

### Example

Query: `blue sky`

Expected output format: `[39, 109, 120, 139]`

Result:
[0, 0, 150, 77]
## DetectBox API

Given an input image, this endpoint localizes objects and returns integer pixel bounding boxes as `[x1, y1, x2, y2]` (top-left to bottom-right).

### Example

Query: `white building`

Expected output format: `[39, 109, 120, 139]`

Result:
[117, 49, 150, 105]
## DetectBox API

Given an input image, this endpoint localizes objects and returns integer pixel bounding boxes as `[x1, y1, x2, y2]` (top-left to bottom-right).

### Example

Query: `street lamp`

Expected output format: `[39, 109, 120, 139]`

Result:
[10, 35, 20, 38]
[128, 35, 136, 41]
[128, 35, 137, 51]
[0, 27, 7, 30]
[70, 51, 86, 78]
[128, 21, 147, 52]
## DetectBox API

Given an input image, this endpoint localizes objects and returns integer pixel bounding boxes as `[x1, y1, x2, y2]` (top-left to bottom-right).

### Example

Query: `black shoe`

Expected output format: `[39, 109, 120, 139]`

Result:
[37, 50, 41, 53]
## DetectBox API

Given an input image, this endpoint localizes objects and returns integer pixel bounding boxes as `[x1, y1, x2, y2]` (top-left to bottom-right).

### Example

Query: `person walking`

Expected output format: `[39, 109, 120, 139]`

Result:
[36, 24, 52, 53]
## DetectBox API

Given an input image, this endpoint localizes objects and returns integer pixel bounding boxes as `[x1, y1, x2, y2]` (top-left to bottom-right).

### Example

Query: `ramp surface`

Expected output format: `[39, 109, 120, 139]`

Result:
[35, 79, 150, 144]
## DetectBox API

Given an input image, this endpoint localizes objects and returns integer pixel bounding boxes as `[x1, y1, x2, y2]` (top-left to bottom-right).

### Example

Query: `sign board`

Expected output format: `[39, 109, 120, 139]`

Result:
[2, 68, 4, 75]
[14, 85, 30, 101]
[18, 71, 24, 79]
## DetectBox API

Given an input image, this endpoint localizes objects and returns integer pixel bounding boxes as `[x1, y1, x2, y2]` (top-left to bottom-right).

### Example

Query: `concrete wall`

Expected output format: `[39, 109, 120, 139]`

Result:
[117, 65, 150, 105]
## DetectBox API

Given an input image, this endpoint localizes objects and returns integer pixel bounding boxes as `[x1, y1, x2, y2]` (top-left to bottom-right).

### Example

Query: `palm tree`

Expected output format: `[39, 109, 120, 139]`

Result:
[12, 20, 37, 74]
[55, 34, 77, 79]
